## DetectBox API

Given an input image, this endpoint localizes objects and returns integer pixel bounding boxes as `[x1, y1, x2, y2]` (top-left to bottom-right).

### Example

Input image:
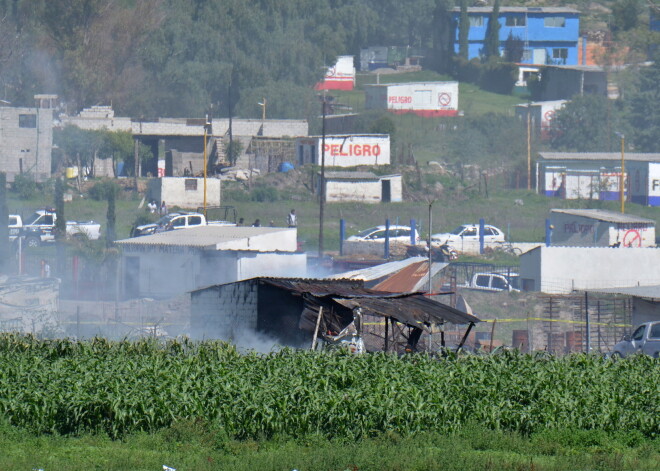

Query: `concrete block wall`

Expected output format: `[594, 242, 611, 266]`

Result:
[190, 281, 258, 339]
[0, 106, 53, 182]
[326, 180, 382, 203]
[148, 177, 221, 209]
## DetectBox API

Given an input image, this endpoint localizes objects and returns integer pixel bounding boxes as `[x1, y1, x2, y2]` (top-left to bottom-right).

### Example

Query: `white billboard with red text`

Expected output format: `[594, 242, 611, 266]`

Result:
[314, 56, 356, 91]
[365, 82, 459, 117]
[296, 134, 390, 167]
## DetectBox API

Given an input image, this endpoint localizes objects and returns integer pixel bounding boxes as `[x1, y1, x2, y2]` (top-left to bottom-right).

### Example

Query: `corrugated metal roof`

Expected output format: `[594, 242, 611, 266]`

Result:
[328, 257, 428, 282]
[551, 209, 655, 225]
[372, 261, 448, 293]
[324, 171, 379, 180]
[451, 7, 580, 14]
[262, 278, 379, 297]
[115, 226, 294, 248]
[260, 278, 479, 325]
[587, 285, 660, 299]
[539, 152, 660, 162]
[334, 296, 479, 326]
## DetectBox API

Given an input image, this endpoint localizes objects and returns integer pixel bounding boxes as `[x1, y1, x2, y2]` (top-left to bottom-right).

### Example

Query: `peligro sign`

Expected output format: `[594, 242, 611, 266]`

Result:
[324, 143, 382, 157]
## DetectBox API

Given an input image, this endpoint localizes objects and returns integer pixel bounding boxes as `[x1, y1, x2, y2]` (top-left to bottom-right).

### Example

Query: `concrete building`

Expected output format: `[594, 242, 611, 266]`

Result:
[520, 246, 660, 294]
[534, 65, 609, 101]
[61, 107, 308, 176]
[323, 171, 402, 203]
[147, 177, 221, 209]
[296, 134, 390, 167]
[115, 226, 306, 299]
[550, 209, 655, 248]
[537, 152, 660, 205]
[0, 95, 56, 183]
[451, 6, 580, 65]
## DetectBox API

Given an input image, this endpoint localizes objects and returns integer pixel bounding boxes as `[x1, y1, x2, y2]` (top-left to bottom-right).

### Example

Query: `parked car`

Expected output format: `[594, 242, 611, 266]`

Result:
[8, 214, 22, 243]
[611, 321, 660, 358]
[346, 225, 420, 244]
[18, 209, 101, 247]
[132, 211, 236, 237]
[431, 224, 505, 245]
[468, 272, 520, 292]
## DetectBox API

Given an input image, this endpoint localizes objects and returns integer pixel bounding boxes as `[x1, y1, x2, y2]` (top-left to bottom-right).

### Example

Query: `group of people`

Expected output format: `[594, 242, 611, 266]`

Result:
[147, 200, 167, 215]
[236, 209, 297, 228]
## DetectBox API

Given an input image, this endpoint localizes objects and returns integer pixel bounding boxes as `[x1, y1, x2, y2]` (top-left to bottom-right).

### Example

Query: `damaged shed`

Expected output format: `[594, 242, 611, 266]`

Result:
[191, 277, 479, 352]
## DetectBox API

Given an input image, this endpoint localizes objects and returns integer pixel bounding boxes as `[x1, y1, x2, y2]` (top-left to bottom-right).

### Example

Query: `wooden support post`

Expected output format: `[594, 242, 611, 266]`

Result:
[311, 307, 323, 350]
[384, 316, 389, 352]
[456, 322, 474, 353]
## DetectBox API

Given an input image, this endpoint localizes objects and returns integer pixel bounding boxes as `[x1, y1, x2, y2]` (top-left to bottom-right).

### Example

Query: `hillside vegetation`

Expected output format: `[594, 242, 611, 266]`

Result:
[0, 0, 656, 119]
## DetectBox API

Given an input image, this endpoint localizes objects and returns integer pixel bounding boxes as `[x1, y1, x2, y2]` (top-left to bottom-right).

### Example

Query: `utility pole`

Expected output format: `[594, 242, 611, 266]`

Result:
[318, 95, 328, 258]
[428, 200, 435, 295]
[527, 102, 531, 190]
[615, 132, 625, 213]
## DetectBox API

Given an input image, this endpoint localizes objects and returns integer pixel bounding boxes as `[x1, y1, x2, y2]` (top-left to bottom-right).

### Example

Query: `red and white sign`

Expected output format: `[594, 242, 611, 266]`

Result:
[314, 56, 355, 91]
[365, 81, 459, 117]
[296, 134, 390, 167]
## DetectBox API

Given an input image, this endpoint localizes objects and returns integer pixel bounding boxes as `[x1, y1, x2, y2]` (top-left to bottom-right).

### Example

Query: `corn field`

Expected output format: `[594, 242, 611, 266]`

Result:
[0, 334, 658, 440]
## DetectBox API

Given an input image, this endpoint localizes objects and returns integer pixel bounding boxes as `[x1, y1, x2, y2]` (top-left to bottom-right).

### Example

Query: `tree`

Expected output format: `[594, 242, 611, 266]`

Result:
[458, 0, 469, 59]
[627, 55, 660, 152]
[54, 177, 66, 239]
[550, 95, 627, 152]
[483, 0, 501, 60]
[429, 0, 453, 73]
[503, 32, 524, 63]
[105, 182, 117, 246]
[0, 172, 9, 274]
[54, 177, 66, 278]
[610, 0, 641, 33]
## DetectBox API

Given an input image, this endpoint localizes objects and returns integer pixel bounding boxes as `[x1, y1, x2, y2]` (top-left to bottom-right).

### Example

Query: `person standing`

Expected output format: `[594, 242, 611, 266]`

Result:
[160, 201, 167, 215]
[287, 209, 297, 228]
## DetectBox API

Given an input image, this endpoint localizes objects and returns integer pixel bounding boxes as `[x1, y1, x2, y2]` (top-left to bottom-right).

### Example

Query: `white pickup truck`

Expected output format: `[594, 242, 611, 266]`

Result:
[18, 209, 102, 247]
[612, 321, 660, 358]
[131, 211, 236, 237]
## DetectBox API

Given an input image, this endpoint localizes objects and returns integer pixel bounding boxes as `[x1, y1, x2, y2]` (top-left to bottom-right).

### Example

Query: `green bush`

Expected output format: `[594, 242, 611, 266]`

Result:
[251, 186, 279, 202]
[12, 174, 38, 200]
[89, 180, 120, 201]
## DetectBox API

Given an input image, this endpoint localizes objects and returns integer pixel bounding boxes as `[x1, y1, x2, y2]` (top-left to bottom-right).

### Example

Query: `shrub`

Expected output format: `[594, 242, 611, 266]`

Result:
[251, 186, 279, 202]
[12, 174, 38, 200]
[89, 180, 120, 201]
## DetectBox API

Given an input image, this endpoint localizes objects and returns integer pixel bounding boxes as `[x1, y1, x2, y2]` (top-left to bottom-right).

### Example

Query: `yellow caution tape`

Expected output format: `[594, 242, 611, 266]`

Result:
[481, 318, 630, 328]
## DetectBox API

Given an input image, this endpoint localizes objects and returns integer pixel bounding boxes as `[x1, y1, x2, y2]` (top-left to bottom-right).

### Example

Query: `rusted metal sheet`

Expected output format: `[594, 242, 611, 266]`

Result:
[371, 261, 429, 293]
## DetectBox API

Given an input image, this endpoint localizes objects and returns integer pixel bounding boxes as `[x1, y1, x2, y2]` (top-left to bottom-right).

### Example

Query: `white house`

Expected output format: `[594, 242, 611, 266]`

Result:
[147, 177, 221, 209]
[323, 171, 402, 203]
[115, 226, 306, 299]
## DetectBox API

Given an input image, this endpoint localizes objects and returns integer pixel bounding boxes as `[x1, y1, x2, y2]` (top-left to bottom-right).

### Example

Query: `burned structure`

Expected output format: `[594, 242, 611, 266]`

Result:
[191, 277, 479, 352]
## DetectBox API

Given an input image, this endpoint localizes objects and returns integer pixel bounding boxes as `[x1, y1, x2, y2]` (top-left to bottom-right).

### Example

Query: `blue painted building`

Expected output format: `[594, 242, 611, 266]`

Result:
[452, 7, 580, 65]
